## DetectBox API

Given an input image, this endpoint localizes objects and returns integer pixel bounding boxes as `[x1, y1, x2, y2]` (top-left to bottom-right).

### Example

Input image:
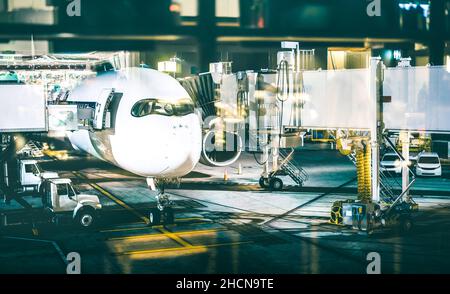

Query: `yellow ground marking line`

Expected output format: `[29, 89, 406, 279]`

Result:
[107, 228, 229, 241]
[117, 241, 253, 256]
[72, 171, 150, 225]
[101, 226, 153, 233]
[32, 228, 39, 236]
[45, 153, 141, 223]
[156, 227, 192, 247]
[100, 220, 210, 233]
[44, 154, 143, 225]
[176, 217, 206, 222]
[71, 172, 194, 248]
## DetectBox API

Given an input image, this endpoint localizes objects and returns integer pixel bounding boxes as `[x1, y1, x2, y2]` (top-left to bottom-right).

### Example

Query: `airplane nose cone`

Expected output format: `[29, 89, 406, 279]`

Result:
[165, 117, 201, 177]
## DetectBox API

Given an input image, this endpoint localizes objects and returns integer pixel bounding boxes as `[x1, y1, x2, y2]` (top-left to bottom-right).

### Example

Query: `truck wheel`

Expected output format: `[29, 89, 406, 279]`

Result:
[38, 185, 44, 197]
[366, 215, 375, 236]
[149, 209, 161, 226]
[163, 208, 175, 225]
[259, 177, 268, 189]
[76, 208, 96, 229]
[399, 216, 413, 234]
[269, 178, 283, 191]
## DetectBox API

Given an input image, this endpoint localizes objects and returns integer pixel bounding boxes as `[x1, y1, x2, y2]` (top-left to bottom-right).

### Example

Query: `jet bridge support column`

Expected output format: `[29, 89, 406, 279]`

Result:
[400, 131, 410, 199]
[272, 133, 279, 172]
[370, 57, 383, 203]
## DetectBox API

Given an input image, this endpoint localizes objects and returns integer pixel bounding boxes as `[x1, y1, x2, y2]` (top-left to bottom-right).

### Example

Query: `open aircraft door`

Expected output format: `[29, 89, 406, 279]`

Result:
[93, 89, 114, 130]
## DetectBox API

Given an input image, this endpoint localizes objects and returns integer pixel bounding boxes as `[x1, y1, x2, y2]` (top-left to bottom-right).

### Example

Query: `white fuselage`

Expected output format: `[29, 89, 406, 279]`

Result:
[67, 68, 202, 178]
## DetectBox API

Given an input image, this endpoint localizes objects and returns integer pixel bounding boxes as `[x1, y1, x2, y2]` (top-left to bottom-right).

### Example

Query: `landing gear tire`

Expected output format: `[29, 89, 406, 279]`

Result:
[259, 177, 269, 189]
[149, 209, 161, 226]
[399, 216, 413, 234]
[163, 208, 175, 225]
[269, 177, 283, 191]
[366, 217, 374, 236]
[76, 208, 96, 229]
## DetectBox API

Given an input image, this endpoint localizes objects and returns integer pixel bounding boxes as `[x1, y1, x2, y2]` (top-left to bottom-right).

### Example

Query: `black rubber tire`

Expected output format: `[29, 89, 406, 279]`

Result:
[259, 177, 268, 189]
[164, 208, 175, 225]
[366, 214, 374, 236]
[399, 216, 413, 233]
[149, 209, 161, 226]
[33, 185, 43, 198]
[76, 208, 96, 229]
[269, 178, 283, 191]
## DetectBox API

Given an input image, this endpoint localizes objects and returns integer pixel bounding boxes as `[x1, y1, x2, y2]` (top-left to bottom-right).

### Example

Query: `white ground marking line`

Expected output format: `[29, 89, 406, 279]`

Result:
[2, 236, 68, 265]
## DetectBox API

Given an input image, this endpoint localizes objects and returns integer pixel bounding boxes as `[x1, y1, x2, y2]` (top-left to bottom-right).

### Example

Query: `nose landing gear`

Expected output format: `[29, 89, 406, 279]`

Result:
[149, 206, 174, 226]
[147, 178, 175, 226]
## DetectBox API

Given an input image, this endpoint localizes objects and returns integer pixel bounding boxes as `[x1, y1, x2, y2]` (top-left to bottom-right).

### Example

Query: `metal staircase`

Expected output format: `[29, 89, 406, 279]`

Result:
[27, 141, 44, 158]
[379, 170, 401, 204]
[277, 149, 309, 186]
[382, 135, 417, 213]
[344, 149, 406, 204]
[17, 141, 44, 158]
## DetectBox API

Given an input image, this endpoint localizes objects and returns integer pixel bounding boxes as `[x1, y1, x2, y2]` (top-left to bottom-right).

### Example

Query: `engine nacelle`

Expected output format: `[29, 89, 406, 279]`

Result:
[200, 130, 242, 167]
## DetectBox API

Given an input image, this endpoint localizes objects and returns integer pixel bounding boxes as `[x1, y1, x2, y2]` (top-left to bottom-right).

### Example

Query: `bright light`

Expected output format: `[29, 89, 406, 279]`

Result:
[281, 41, 299, 50]
[158, 61, 178, 73]
[299, 93, 310, 102]
[254, 90, 266, 99]
[169, 3, 181, 13]
[385, 50, 393, 60]
[224, 117, 244, 123]
[398, 3, 429, 17]
[209, 62, 232, 74]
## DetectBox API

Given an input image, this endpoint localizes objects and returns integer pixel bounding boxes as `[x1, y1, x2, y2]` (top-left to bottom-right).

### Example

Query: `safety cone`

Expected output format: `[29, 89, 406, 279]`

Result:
[224, 168, 228, 181]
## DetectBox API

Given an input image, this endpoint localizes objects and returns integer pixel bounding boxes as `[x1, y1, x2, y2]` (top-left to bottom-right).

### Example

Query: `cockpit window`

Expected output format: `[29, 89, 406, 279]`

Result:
[131, 99, 194, 117]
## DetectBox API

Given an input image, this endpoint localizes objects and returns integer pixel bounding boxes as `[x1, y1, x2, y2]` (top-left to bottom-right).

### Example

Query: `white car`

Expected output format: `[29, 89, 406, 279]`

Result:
[380, 153, 402, 174]
[416, 152, 442, 177]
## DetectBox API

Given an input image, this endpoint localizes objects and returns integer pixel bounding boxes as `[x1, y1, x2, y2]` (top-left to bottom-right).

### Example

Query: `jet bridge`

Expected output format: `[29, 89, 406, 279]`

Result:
[0, 53, 119, 197]
[197, 51, 450, 233]
[199, 54, 380, 192]
[0, 84, 47, 133]
[0, 53, 126, 138]
[383, 65, 450, 133]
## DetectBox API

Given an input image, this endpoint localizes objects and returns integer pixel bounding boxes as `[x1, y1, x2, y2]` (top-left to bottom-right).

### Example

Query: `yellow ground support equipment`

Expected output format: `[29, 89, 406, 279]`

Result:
[330, 201, 343, 225]
[330, 200, 354, 225]
[354, 140, 372, 202]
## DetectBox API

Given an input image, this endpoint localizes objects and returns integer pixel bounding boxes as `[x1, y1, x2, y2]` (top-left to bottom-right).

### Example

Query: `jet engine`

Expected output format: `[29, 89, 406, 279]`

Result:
[180, 72, 244, 167]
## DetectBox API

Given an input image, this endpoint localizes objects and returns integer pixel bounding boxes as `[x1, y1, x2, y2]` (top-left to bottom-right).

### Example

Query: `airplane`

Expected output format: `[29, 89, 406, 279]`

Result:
[1, 59, 243, 224]
[66, 67, 203, 224]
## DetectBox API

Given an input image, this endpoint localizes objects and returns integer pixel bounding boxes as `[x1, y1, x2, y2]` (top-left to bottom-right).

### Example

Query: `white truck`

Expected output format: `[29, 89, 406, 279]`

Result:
[1, 159, 102, 228]
[1, 159, 58, 196]
[41, 178, 102, 228]
[17, 159, 59, 194]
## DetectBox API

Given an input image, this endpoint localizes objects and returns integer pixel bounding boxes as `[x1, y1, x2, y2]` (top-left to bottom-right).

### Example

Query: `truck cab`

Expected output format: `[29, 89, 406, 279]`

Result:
[19, 159, 58, 194]
[41, 178, 102, 228]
